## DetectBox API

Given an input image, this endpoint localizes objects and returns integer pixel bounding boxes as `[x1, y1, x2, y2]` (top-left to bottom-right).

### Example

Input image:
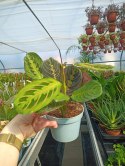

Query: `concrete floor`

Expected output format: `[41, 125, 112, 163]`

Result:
[62, 133, 83, 166]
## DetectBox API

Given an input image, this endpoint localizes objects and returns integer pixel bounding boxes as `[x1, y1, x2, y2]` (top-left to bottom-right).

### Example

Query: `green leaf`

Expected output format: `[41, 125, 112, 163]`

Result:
[41, 57, 62, 82]
[54, 93, 70, 102]
[14, 78, 62, 114]
[71, 80, 102, 102]
[39, 101, 64, 113]
[65, 65, 82, 95]
[75, 63, 113, 72]
[24, 52, 43, 80]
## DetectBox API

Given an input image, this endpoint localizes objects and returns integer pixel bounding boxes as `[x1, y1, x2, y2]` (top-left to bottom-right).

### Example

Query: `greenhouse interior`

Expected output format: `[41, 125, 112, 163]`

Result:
[0, 0, 125, 166]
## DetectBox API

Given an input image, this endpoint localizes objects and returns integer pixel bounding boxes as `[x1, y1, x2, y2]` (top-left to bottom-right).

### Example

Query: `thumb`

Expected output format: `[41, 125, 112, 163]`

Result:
[32, 116, 58, 133]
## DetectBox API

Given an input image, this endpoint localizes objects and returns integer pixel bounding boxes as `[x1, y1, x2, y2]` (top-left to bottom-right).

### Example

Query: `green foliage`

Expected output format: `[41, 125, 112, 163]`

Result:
[92, 98, 125, 130]
[0, 96, 17, 121]
[75, 63, 113, 72]
[65, 65, 82, 95]
[91, 72, 125, 102]
[14, 78, 62, 114]
[24, 52, 43, 80]
[13, 52, 103, 115]
[41, 57, 62, 82]
[71, 80, 102, 103]
[66, 45, 101, 63]
[105, 144, 125, 166]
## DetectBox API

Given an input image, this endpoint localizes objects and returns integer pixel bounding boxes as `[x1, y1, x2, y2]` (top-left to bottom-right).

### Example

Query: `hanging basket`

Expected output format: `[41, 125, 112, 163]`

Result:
[108, 23, 116, 32]
[82, 46, 88, 51]
[82, 38, 87, 43]
[120, 32, 125, 39]
[85, 27, 93, 35]
[97, 27, 105, 34]
[90, 14, 99, 25]
[110, 33, 116, 40]
[107, 11, 117, 23]
[89, 36, 95, 43]
[119, 20, 125, 31]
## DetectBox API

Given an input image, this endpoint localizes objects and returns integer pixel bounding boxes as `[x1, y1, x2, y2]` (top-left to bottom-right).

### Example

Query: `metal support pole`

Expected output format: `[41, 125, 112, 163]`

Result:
[120, 50, 123, 71]
[0, 42, 27, 53]
[22, 0, 63, 64]
[84, 104, 104, 166]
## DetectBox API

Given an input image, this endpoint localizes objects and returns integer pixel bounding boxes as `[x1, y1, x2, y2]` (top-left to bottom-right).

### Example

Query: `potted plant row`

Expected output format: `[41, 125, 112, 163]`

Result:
[88, 71, 125, 136]
[13, 52, 107, 143]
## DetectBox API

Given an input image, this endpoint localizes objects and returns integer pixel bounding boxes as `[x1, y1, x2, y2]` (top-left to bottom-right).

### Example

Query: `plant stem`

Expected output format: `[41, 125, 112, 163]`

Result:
[61, 64, 67, 95]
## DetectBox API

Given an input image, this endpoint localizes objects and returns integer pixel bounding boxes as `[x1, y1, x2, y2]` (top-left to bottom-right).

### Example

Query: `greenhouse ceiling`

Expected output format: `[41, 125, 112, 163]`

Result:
[0, 0, 124, 54]
[0, 0, 125, 72]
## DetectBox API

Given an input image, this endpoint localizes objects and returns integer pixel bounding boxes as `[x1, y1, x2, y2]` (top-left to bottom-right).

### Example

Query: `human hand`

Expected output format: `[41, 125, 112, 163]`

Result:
[1, 114, 58, 142]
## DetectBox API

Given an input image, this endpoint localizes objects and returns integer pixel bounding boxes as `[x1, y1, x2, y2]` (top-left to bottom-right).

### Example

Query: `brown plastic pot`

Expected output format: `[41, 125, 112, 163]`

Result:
[100, 35, 105, 41]
[82, 38, 87, 43]
[97, 27, 105, 34]
[120, 20, 125, 31]
[110, 34, 116, 40]
[120, 33, 125, 39]
[104, 39, 110, 45]
[89, 45, 93, 50]
[82, 46, 88, 51]
[108, 23, 116, 32]
[105, 129, 121, 136]
[89, 36, 95, 43]
[107, 11, 117, 23]
[90, 14, 99, 25]
[85, 27, 93, 35]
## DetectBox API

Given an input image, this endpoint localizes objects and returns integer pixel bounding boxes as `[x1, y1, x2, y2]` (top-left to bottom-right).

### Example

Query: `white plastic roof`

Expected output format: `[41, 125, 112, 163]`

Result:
[0, 0, 125, 71]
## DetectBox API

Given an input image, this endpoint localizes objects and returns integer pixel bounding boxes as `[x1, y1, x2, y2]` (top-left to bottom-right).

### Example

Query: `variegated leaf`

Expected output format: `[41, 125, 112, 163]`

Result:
[24, 52, 43, 80]
[41, 57, 62, 82]
[65, 65, 82, 95]
[14, 78, 62, 114]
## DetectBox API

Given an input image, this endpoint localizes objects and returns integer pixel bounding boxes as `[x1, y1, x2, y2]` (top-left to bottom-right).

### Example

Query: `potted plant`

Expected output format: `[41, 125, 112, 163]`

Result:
[91, 98, 125, 136]
[105, 4, 119, 23]
[85, 6, 102, 25]
[105, 144, 125, 166]
[96, 21, 107, 34]
[118, 19, 125, 31]
[13, 52, 105, 143]
[78, 34, 88, 44]
[108, 23, 116, 32]
[85, 23, 93, 35]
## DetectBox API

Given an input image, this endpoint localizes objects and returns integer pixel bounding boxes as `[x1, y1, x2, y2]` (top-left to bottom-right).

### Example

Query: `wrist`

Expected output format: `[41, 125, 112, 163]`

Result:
[1, 125, 24, 142]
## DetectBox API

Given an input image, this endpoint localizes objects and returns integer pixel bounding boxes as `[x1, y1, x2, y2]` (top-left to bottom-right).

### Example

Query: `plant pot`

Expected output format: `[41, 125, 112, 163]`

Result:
[105, 129, 121, 136]
[110, 34, 116, 40]
[107, 11, 117, 23]
[90, 14, 99, 25]
[46, 107, 84, 142]
[82, 38, 87, 43]
[120, 20, 125, 31]
[120, 33, 125, 39]
[104, 39, 110, 45]
[85, 27, 93, 35]
[97, 27, 105, 34]
[89, 45, 93, 50]
[89, 36, 95, 43]
[108, 23, 116, 32]
[100, 35, 105, 41]
[82, 46, 88, 51]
